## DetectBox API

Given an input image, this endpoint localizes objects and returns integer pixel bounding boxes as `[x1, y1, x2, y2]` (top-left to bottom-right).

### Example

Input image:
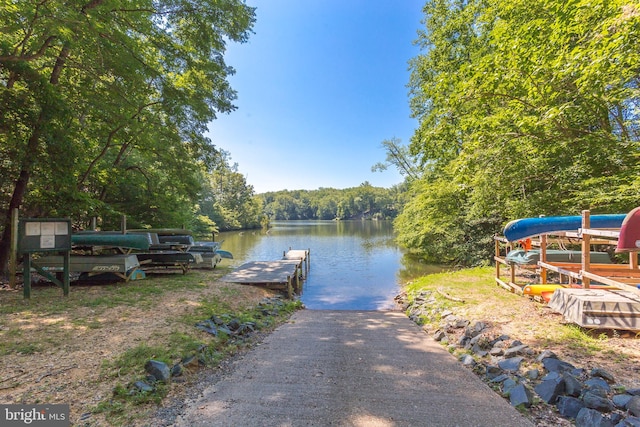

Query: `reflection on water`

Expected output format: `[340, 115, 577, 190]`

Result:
[217, 220, 446, 310]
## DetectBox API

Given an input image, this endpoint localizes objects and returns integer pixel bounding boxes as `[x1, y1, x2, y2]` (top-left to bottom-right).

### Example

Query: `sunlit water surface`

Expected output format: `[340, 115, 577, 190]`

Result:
[217, 220, 446, 310]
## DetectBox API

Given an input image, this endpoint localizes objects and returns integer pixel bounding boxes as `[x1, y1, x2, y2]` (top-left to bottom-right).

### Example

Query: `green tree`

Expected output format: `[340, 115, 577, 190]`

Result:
[0, 0, 255, 272]
[399, 0, 640, 265]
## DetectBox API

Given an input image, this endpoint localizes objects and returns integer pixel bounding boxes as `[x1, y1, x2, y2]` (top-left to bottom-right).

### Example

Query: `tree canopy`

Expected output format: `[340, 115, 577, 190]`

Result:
[396, 0, 640, 265]
[0, 0, 257, 272]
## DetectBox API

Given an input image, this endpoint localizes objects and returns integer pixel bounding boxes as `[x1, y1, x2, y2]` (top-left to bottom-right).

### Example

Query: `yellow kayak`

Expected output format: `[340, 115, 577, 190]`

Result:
[522, 284, 568, 297]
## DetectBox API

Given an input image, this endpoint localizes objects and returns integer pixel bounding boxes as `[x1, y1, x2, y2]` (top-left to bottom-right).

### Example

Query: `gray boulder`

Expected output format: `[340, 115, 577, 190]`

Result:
[575, 408, 613, 427]
[509, 384, 534, 408]
[583, 391, 614, 413]
[557, 395, 586, 419]
[534, 376, 565, 404]
[144, 359, 171, 383]
[628, 396, 640, 417]
[498, 356, 523, 373]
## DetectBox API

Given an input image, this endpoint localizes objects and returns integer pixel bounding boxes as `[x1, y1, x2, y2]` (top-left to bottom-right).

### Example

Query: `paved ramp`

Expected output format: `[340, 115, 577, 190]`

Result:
[175, 310, 533, 427]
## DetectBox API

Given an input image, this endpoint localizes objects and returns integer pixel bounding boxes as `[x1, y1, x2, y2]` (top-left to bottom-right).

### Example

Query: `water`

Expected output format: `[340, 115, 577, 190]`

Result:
[216, 220, 445, 310]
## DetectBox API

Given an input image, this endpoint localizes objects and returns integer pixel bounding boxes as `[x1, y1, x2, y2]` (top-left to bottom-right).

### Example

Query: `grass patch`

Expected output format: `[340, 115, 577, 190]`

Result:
[402, 266, 612, 358]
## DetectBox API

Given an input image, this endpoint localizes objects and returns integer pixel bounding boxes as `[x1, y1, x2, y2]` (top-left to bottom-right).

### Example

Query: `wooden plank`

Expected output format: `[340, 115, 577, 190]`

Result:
[580, 271, 640, 295]
[221, 260, 302, 284]
[580, 228, 620, 238]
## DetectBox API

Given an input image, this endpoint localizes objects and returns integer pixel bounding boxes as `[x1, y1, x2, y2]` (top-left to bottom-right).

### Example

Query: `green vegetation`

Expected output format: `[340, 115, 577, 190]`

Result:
[260, 182, 406, 220]
[0, 1, 260, 273]
[404, 267, 611, 356]
[392, 0, 640, 266]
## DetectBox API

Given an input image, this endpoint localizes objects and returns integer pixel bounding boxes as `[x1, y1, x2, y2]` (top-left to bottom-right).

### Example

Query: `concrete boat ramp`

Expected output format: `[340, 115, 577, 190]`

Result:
[174, 310, 532, 427]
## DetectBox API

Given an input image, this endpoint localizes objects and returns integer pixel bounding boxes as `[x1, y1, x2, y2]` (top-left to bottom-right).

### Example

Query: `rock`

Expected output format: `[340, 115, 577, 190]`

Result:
[534, 376, 565, 404]
[537, 349, 557, 361]
[627, 389, 640, 396]
[542, 357, 576, 373]
[471, 344, 487, 357]
[144, 360, 171, 383]
[228, 318, 241, 331]
[460, 354, 476, 367]
[575, 408, 613, 427]
[628, 396, 640, 417]
[509, 384, 534, 408]
[491, 374, 509, 383]
[503, 378, 518, 395]
[583, 391, 614, 413]
[485, 364, 503, 380]
[131, 380, 154, 393]
[592, 368, 615, 383]
[217, 324, 232, 336]
[612, 394, 633, 410]
[490, 334, 510, 345]
[617, 416, 640, 426]
[195, 319, 218, 335]
[458, 335, 470, 348]
[525, 369, 540, 380]
[433, 330, 446, 341]
[586, 377, 611, 394]
[504, 345, 528, 358]
[171, 363, 183, 377]
[557, 395, 586, 419]
[498, 356, 523, 373]
[510, 340, 523, 347]
[468, 333, 484, 346]
[454, 319, 470, 329]
[563, 372, 584, 397]
[489, 346, 504, 356]
[542, 371, 562, 381]
[492, 340, 508, 348]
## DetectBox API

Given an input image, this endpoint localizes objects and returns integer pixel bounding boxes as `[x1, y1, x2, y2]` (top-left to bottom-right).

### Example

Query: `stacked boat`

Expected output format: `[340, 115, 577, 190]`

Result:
[33, 228, 233, 282]
[497, 209, 640, 330]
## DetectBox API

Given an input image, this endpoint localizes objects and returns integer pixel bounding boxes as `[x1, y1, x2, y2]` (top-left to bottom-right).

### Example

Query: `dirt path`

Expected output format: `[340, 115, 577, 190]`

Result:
[0, 272, 273, 426]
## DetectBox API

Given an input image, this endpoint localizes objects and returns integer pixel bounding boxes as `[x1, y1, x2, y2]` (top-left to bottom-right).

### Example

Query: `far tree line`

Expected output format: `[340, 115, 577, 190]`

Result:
[259, 183, 406, 221]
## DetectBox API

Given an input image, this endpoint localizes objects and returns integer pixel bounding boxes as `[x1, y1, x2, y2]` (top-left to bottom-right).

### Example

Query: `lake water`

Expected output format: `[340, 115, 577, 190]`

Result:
[217, 220, 445, 310]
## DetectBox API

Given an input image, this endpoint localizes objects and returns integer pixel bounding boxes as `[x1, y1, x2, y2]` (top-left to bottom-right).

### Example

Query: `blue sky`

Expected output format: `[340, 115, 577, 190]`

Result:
[206, 0, 424, 194]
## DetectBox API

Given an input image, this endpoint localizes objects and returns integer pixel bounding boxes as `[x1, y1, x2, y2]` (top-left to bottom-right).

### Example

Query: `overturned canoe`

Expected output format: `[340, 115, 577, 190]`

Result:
[503, 214, 626, 241]
[72, 232, 150, 250]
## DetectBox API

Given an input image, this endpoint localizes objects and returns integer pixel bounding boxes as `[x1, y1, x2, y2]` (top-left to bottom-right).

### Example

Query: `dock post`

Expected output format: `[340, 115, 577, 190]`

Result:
[287, 275, 293, 299]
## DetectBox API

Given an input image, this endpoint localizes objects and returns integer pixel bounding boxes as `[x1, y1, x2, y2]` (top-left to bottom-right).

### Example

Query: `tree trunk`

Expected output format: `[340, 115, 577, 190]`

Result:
[0, 45, 70, 275]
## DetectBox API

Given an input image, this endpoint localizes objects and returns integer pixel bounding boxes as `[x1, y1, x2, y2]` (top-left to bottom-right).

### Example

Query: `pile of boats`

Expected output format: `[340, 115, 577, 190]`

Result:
[32, 228, 233, 282]
[496, 208, 640, 330]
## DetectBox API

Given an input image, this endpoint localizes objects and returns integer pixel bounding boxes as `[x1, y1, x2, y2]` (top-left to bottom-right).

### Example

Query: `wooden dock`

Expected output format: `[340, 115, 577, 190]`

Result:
[221, 249, 310, 298]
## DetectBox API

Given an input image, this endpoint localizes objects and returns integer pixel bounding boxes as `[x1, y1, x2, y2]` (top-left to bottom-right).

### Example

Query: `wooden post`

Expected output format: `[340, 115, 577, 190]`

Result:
[581, 210, 591, 289]
[510, 262, 515, 288]
[630, 252, 638, 270]
[287, 275, 293, 299]
[495, 238, 500, 283]
[121, 215, 127, 234]
[23, 253, 31, 299]
[540, 234, 547, 284]
[9, 208, 18, 289]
